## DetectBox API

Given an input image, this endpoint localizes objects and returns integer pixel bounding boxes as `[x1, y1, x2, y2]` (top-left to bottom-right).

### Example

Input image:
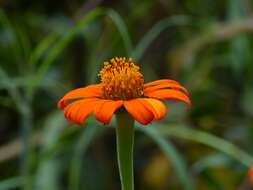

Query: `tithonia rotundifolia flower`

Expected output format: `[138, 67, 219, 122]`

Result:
[57, 57, 191, 125]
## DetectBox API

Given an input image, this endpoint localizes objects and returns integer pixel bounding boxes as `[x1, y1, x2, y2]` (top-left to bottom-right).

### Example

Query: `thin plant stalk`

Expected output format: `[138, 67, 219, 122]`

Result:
[115, 112, 135, 190]
[20, 103, 33, 190]
[8, 84, 33, 190]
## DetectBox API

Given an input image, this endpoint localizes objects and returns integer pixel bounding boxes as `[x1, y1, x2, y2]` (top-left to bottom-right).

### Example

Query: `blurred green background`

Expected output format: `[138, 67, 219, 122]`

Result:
[1, 0, 253, 189]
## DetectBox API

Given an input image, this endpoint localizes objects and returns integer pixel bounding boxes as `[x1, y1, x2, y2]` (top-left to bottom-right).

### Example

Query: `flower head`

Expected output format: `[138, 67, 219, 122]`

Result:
[99, 57, 144, 100]
[58, 57, 191, 125]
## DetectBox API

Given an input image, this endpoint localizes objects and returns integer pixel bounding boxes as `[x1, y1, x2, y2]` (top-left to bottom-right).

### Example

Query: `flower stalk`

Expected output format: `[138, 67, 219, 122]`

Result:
[116, 112, 135, 190]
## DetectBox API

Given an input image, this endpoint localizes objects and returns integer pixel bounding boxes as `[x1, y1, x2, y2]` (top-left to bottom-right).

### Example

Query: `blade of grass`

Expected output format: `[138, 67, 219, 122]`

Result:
[170, 17, 253, 69]
[0, 66, 9, 84]
[0, 66, 25, 112]
[29, 32, 59, 66]
[68, 125, 103, 190]
[37, 8, 104, 76]
[0, 177, 23, 190]
[0, 65, 33, 190]
[14, 23, 31, 63]
[34, 112, 67, 190]
[158, 124, 253, 167]
[0, 9, 23, 62]
[131, 15, 190, 61]
[85, 9, 132, 82]
[192, 153, 231, 173]
[20, 103, 33, 190]
[28, 8, 105, 98]
[29, 8, 131, 98]
[138, 126, 194, 190]
[106, 9, 133, 55]
[227, 0, 249, 77]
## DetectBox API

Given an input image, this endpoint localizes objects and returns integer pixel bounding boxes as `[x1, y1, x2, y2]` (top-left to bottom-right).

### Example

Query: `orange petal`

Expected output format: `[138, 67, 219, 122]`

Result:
[124, 99, 154, 125]
[144, 89, 191, 106]
[140, 98, 167, 120]
[249, 167, 253, 185]
[58, 84, 102, 109]
[94, 100, 123, 125]
[63, 98, 101, 125]
[144, 79, 180, 87]
[144, 82, 189, 95]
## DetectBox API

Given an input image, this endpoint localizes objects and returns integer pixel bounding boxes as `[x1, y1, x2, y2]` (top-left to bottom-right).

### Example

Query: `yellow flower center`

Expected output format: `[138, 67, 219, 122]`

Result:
[99, 57, 144, 100]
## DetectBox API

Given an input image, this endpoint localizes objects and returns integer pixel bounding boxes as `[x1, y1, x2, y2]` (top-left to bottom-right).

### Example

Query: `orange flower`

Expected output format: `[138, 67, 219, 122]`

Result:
[58, 57, 191, 125]
[249, 167, 253, 185]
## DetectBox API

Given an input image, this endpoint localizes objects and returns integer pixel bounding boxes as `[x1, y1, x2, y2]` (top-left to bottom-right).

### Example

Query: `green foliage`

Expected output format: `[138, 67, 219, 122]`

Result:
[139, 126, 194, 190]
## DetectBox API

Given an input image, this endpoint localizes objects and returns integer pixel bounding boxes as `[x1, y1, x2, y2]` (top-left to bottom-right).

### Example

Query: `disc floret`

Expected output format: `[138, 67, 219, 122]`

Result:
[99, 57, 144, 100]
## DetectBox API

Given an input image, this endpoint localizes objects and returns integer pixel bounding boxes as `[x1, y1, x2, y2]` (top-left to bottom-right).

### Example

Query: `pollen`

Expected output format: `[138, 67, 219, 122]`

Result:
[99, 57, 144, 100]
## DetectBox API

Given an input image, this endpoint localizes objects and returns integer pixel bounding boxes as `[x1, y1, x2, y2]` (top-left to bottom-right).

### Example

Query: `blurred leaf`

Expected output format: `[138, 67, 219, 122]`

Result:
[34, 112, 67, 190]
[192, 153, 231, 173]
[227, 0, 250, 78]
[227, 0, 245, 20]
[0, 9, 22, 62]
[29, 32, 59, 66]
[170, 17, 253, 74]
[37, 8, 103, 76]
[28, 8, 105, 97]
[14, 23, 32, 62]
[131, 15, 190, 61]
[241, 86, 253, 116]
[0, 64, 10, 79]
[84, 9, 132, 83]
[158, 124, 253, 167]
[0, 66, 25, 112]
[199, 169, 224, 190]
[0, 96, 13, 108]
[106, 9, 133, 55]
[0, 176, 23, 190]
[139, 126, 194, 190]
[68, 125, 103, 190]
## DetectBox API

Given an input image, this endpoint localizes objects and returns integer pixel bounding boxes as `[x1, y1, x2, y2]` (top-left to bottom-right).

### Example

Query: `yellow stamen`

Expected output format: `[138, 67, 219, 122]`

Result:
[99, 57, 144, 100]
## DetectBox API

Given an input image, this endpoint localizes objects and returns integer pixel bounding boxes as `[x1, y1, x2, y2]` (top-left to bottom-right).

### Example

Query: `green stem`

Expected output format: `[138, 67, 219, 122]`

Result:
[115, 112, 135, 190]
[19, 103, 33, 190]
